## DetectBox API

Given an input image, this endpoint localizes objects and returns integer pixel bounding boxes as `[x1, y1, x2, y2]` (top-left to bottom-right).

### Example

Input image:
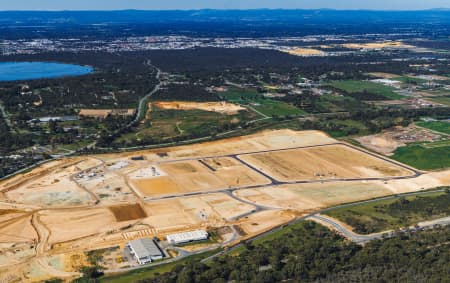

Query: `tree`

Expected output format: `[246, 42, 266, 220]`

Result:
[79, 266, 103, 279]
[48, 119, 58, 134]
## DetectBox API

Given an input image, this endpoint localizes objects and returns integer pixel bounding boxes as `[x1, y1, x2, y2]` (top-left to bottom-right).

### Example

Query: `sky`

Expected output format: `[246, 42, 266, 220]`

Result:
[0, 0, 449, 11]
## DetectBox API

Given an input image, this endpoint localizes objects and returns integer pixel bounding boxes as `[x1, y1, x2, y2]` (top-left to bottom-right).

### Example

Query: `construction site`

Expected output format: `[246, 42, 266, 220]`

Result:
[356, 125, 443, 155]
[1, 129, 449, 282]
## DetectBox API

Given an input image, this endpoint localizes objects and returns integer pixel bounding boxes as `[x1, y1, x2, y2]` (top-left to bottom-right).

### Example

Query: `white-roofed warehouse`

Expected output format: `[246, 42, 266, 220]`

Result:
[166, 230, 209, 245]
[127, 238, 163, 265]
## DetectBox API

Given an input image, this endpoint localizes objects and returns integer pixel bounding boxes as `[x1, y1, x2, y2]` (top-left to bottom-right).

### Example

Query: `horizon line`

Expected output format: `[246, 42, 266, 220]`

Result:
[0, 8, 449, 12]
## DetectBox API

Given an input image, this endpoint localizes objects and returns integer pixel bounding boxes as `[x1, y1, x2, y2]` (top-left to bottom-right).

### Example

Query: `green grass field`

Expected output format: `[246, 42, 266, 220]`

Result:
[391, 144, 450, 170]
[393, 76, 427, 84]
[416, 121, 450, 135]
[430, 96, 450, 106]
[324, 191, 450, 234]
[220, 88, 305, 117]
[115, 107, 256, 145]
[249, 100, 305, 117]
[330, 80, 403, 100]
[421, 139, 450, 148]
[325, 119, 370, 137]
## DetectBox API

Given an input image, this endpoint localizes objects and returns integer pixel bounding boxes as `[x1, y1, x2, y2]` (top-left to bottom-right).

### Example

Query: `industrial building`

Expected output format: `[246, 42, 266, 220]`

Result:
[166, 230, 209, 245]
[127, 238, 163, 265]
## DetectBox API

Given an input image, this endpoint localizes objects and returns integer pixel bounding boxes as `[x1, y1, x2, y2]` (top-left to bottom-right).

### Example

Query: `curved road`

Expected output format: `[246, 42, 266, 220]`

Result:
[308, 213, 450, 244]
[307, 214, 386, 244]
[202, 188, 449, 262]
[102, 188, 449, 275]
[126, 62, 162, 129]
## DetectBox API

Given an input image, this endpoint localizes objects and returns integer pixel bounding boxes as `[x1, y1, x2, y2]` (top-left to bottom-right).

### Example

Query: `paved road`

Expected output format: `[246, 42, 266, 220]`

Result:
[0, 62, 160, 182]
[109, 213, 450, 274]
[203, 188, 449, 261]
[96, 111, 349, 152]
[105, 225, 241, 274]
[143, 142, 421, 202]
[103, 188, 449, 275]
[223, 190, 280, 221]
[307, 214, 385, 244]
[308, 214, 450, 244]
[418, 216, 450, 227]
[126, 62, 161, 129]
[0, 102, 13, 131]
[104, 241, 220, 275]
[146, 141, 419, 176]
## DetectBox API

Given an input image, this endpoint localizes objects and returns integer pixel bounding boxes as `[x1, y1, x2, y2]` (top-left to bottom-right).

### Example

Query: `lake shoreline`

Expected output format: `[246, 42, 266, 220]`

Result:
[0, 61, 93, 82]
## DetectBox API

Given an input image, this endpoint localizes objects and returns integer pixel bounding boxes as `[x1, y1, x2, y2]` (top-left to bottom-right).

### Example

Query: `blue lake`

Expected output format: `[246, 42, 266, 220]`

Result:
[0, 62, 93, 82]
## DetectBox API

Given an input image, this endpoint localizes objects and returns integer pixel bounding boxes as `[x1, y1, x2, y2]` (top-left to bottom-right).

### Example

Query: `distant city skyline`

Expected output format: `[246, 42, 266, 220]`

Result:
[0, 0, 449, 11]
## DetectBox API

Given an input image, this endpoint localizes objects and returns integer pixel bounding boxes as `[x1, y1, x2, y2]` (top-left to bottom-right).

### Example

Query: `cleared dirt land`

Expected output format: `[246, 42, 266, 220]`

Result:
[40, 208, 121, 245]
[1, 158, 101, 207]
[284, 48, 326, 56]
[238, 144, 413, 182]
[117, 129, 338, 162]
[131, 159, 270, 198]
[356, 125, 442, 155]
[109, 204, 147, 222]
[1, 129, 449, 281]
[142, 192, 255, 233]
[235, 182, 394, 211]
[152, 101, 247, 115]
[342, 41, 415, 50]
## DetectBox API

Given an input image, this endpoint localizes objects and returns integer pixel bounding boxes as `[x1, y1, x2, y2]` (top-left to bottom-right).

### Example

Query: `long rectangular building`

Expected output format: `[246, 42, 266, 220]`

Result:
[166, 230, 208, 245]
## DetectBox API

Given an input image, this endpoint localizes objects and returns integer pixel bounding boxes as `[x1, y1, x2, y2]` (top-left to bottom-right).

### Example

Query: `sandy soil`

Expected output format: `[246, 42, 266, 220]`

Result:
[142, 193, 254, 233]
[109, 204, 147, 222]
[343, 41, 415, 50]
[290, 182, 393, 207]
[1, 158, 101, 207]
[356, 135, 404, 155]
[99, 130, 336, 163]
[2, 129, 449, 279]
[235, 181, 393, 211]
[6, 177, 92, 207]
[199, 193, 255, 220]
[379, 169, 450, 194]
[0, 214, 37, 241]
[131, 177, 182, 198]
[237, 210, 296, 236]
[78, 109, 136, 119]
[236, 171, 450, 211]
[0, 253, 82, 283]
[284, 48, 326, 56]
[0, 159, 71, 192]
[39, 208, 119, 245]
[131, 159, 270, 198]
[368, 72, 400, 79]
[239, 144, 412, 182]
[0, 243, 36, 267]
[236, 187, 321, 211]
[152, 101, 247, 115]
[355, 125, 442, 155]
[77, 170, 137, 204]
